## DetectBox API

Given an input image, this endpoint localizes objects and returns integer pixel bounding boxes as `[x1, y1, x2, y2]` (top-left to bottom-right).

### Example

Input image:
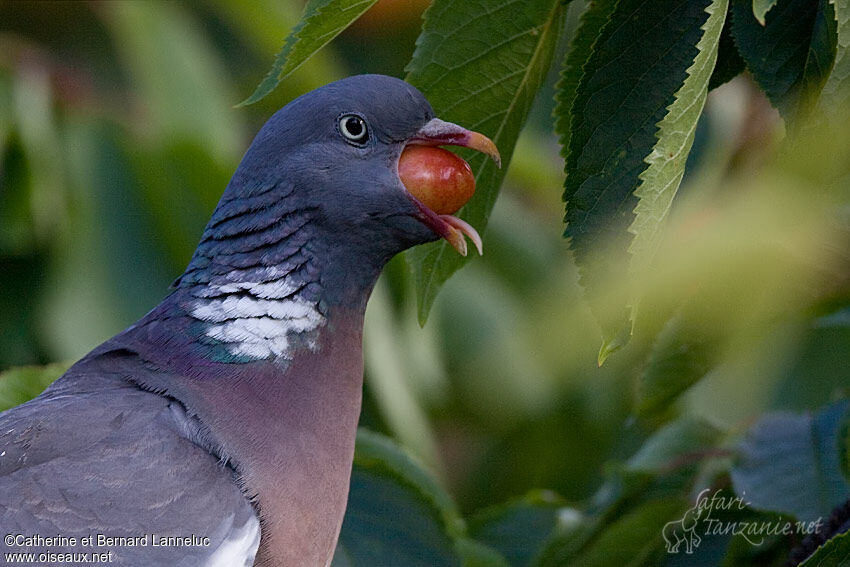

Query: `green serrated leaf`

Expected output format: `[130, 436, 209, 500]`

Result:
[820, 0, 850, 112]
[753, 0, 780, 24]
[404, 0, 566, 325]
[629, 0, 728, 330]
[0, 363, 70, 412]
[554, 0, 618, 166]
[799, 530, 850, 567]
[560, 0, 712, 351]
[552, 0, 621, 363]
[334, 429, 466, 566]
[708, 7, 747, 90]
[731, 0, 837, 123]
[241, 0, 379, 106]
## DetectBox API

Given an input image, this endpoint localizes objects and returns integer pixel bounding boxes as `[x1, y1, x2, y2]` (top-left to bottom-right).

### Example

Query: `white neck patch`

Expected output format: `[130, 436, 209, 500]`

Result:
[206, 511, 261, 567]
[189, 272, 325, 361]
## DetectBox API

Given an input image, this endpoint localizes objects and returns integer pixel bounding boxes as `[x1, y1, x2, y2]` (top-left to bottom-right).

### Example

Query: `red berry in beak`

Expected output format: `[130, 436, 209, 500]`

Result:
[398, 145, 475, 215]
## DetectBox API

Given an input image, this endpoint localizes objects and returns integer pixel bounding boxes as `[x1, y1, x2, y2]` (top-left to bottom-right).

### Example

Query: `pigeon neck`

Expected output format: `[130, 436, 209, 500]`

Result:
[171, 182, 387, 365]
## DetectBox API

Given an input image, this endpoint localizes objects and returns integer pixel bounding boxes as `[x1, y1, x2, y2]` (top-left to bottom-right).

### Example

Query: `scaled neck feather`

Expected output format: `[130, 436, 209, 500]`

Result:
[167, 179, 384, 365]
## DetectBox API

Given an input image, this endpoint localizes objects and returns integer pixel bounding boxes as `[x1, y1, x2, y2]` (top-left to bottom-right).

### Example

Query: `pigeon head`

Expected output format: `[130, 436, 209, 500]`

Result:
[173, 75, 499, 363]
[226, 74, 498, 260]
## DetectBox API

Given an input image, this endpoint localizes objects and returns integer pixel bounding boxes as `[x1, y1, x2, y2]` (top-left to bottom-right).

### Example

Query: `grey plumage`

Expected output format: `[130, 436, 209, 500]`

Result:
[0, 74, 497, 566]
[1, 361, 259, 566]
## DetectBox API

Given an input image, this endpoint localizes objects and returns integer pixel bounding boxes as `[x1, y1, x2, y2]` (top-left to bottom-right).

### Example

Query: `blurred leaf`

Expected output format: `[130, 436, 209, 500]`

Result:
[0, 254, 49, 367]
[820, 0, 850, 112]
[405, 0, 566, 324]
[468, 491, 566, 567]
[209, 0, 345, 102]
[566, 499, 685, 567]
[840, 410, 850, 482]
[102, 1, 240, 159]
[0, 362, 69, 412]
[626, 417, 723, 474]
[628, 0, 728, 328]
[0, 71, 11, 146]
[772, 309, 850, 411]
[801, 0, 839, 111]
[335, 429, 474, 566]
[535, 454, 725, 567]
[636, 307, 722, 417]
[534, 512, 597, 567]
[9, 61, 65, 245]
[752, 0, 780, 24]
[731, 0, 837, 123]
[558, 0, 712, 356]
[44, 120, 176, 360]
[799, 531, 850, 567]
[455, 538, 511, 567]
[127, 140, 232, 268]
[241, 0, 379, 106]
[731, 400, 850, 523]
[364, 279, 440, 469]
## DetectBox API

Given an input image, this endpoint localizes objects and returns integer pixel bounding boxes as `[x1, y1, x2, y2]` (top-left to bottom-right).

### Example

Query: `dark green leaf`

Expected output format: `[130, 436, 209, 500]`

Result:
[334, 429, 472, 566]
[241, 0, 379, 106]
[559, 0, 713, 355]
[799, 531, 850, 567]
[627, 0, 728, 339]
[468, 491, 566, 567]
[405, 0, 566, 324]
[0, 363, 70, 412]
[800, 0, 838, 104]
[731, 0, 837, 122]
[731, 401, 850, 523]
[554, 0, 618, 166]
[567, 499, 685, 567]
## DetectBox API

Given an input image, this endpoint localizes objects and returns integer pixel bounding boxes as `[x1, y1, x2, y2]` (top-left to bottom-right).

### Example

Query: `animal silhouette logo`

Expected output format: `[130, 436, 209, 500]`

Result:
[663, 504, 703, 554]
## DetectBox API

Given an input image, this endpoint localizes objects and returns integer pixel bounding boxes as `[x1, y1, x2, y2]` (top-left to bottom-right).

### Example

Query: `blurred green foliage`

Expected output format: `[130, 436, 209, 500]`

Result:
[2, 1, 850, 565]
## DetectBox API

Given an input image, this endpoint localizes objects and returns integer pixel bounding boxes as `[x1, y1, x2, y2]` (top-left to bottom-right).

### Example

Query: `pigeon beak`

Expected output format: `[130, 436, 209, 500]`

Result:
[403, 118, 501, 256]
[408, 118, 501, 168]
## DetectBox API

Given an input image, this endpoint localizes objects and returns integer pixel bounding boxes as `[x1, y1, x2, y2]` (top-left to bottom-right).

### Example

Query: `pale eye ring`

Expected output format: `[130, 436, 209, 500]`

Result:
[338, 114, 369, 145]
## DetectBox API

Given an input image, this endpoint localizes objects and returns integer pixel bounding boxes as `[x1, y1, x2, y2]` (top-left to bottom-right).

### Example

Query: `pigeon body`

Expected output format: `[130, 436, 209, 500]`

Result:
[0, 75, 498, 566]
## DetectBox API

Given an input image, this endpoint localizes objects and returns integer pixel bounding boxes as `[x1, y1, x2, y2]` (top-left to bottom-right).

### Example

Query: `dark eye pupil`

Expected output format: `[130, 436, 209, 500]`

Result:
[345, 118, 363, 137]
[340, 115, 367, 143]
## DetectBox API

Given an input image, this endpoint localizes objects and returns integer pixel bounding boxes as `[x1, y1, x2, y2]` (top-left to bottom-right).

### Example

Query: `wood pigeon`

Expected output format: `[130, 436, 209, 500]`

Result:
[0, 75, 499, 566]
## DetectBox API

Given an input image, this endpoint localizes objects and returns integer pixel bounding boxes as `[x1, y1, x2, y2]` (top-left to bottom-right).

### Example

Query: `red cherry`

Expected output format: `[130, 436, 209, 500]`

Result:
[398, 145, 475, 215]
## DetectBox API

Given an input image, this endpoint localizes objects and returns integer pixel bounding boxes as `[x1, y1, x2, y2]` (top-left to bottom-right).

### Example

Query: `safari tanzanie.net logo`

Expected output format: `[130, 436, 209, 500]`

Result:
[662, 489, 824, 554]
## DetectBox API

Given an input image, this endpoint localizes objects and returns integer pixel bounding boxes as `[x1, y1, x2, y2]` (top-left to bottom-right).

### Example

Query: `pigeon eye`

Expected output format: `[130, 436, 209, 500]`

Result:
[338, 114, 369, 145]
